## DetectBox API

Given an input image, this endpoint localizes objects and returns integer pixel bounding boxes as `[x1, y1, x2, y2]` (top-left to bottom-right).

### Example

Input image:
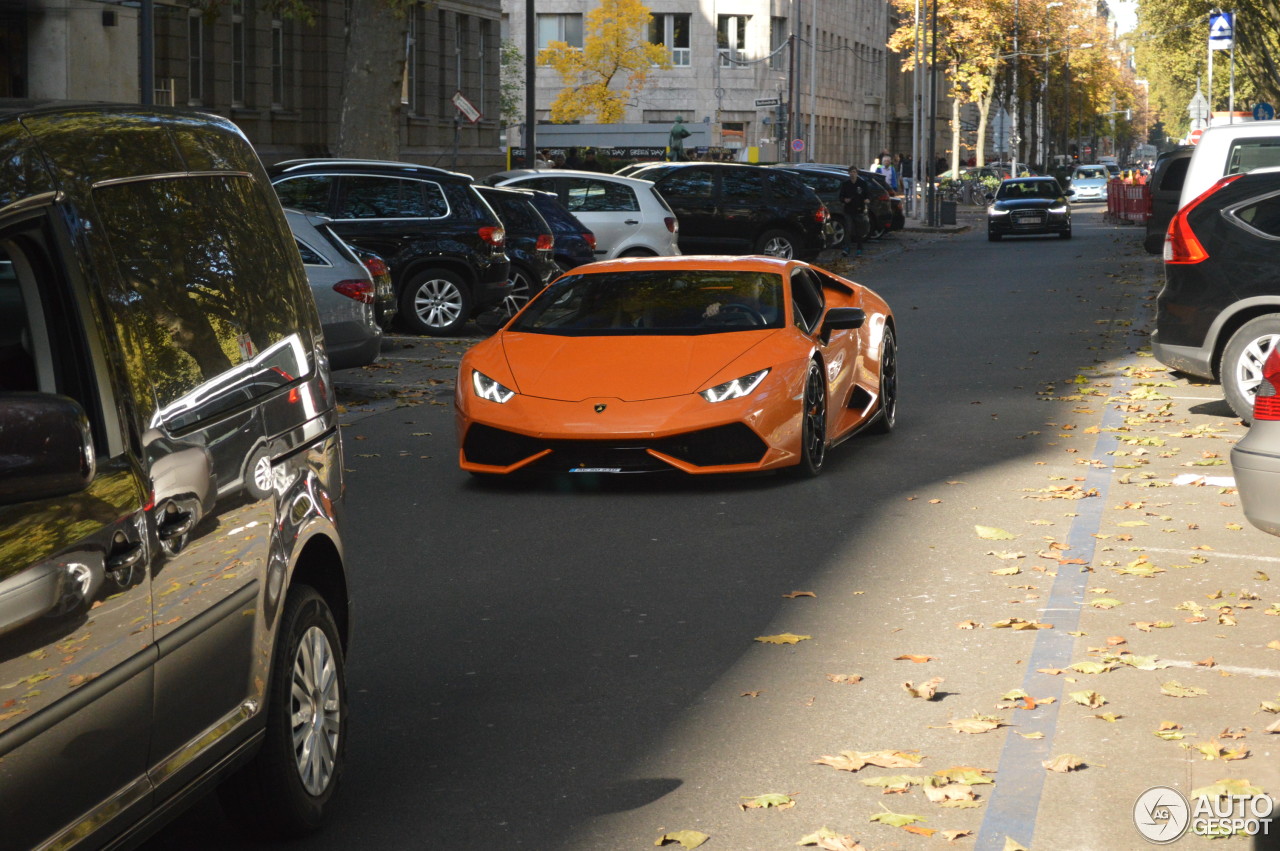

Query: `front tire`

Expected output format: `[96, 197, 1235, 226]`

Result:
[988, 230, 1002, 242]
[756, 229, 798, 259]
[795, 360, 827, 476]
[1059, 227, 1073, 239]
[868, 328, 898, 434]
[219, 586, 346, 838]
[1221, 314, 1280, 422]
[400, 269, 473, 336]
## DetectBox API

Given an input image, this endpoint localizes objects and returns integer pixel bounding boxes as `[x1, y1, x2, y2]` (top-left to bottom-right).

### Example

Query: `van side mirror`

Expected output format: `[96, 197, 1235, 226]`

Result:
[0, 393, 96, 505]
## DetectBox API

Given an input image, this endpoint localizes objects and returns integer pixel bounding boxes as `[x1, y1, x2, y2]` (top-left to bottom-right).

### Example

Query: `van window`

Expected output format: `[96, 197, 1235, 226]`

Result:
[1225, 139, 1280, 177]
[95, 174, 308, 428]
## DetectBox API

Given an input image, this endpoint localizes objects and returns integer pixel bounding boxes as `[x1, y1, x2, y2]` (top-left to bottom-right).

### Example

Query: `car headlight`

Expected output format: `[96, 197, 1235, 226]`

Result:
[472, 369, 515, 403]
[988, 208, 1009, 217]
[700, 368, 771, 403]
[1049, 204, 1068, 214]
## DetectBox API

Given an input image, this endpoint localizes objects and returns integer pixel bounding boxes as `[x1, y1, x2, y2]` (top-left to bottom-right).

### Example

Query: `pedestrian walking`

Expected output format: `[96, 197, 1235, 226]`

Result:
[838, 166, 869, 257]
[880, 154, 899, 191]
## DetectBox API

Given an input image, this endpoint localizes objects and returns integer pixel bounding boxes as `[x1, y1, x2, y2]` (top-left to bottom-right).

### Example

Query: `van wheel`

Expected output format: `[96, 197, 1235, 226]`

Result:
[219, 586, 346, 838]
[756, 229, 798, 259]
[400, 270, 472, 336]
[1221, 314, 1280, 423]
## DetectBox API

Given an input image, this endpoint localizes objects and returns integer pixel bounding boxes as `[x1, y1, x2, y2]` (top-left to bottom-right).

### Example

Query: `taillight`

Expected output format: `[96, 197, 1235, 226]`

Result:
[536, 233, 554, 251]
[1164, 174, 1242, 264]
[1255, 345, 1280, 420]
[583, 232, 597, 250]
[479, 225, 506, 247]
[816, 205, 830, 224]
[333, 279, 375, 304]
[362, 255, 389, 277]
[664, 216, 678, 234]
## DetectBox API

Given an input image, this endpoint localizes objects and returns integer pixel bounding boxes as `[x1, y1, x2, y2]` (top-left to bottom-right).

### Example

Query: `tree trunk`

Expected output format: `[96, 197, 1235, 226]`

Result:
[335, 0, 409, 159]
[976, 90, 992, 167]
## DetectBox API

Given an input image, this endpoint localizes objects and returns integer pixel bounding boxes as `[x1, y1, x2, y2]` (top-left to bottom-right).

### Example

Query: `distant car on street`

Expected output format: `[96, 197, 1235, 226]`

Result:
[986, 177, 1074, 241]
[1069, 165, 1110, 201]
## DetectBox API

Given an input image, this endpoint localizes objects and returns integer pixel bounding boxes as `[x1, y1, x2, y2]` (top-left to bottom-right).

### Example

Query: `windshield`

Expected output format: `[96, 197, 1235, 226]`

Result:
[996, 180, 1063, 200]
[1075, 167, 1107, 180]
[509, 269, 786, 336]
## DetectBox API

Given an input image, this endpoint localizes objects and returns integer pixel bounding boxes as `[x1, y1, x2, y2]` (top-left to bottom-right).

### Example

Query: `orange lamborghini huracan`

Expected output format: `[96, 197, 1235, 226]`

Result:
[454, 255, 896, 476]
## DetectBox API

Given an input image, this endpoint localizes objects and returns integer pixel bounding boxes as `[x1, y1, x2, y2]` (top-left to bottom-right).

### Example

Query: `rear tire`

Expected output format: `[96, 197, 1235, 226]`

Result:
[794, 360, 827, 477]
[400, 270, 472, 336]
[755, 229, 798, 259]
[1221, 314, 1280, 423]
[500, 266, 537, 319]
[867, 329, 897, 434]
[219, 586, 346, 838]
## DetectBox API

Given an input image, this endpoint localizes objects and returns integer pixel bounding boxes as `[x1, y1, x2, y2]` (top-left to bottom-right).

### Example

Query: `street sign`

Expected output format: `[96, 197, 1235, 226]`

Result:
[754, 97, 780, 108]
[1209, 11, 1234, 51]
[791, 138, 805, 153]
[451, 90, 481, 124]
[1190, 128, 1205, 144]
[1255, 102, 1275, 121]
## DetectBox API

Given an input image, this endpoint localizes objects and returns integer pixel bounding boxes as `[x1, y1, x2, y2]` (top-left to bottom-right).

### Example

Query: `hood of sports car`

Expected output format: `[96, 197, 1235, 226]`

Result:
[500, 330, 779, 402]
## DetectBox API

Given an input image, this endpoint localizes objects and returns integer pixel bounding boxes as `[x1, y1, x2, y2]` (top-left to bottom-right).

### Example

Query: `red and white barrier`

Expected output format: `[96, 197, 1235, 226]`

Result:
[1105, 179, 1150, 225]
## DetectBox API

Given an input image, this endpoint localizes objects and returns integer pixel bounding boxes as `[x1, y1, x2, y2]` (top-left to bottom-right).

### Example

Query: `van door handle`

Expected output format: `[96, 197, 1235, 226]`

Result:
[624, 219, 640, 225]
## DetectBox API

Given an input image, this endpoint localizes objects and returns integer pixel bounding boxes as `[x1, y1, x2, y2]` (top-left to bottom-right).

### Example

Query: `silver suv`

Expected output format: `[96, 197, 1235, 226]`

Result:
[0, 102, 350, 848]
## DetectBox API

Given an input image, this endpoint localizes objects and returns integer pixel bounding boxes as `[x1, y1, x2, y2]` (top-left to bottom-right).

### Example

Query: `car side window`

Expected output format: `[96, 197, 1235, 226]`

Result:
[518, 177, 560, 194]
[95, 174, 309, 430]
[295, 238, 328, 266]
[1226, 139, 1280, 177]
[658, 168, 714, 199]
[0, 254, 39, 393]
[337, 176, 448, 219]
[791, 268, 824, 333]
[1159, 157, 1190, 192]
[1230, 193, 1280, 238]
[722, 167, 765, 198]
[272, 175, 334, 214]
[764, 170, 796, 196]
[585, 179, 639, 212]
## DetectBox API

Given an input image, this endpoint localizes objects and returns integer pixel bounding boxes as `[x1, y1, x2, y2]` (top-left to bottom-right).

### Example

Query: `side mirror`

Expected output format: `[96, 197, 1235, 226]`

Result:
[1065, 188, 1076, 196]
[822, 307, 866, 335]
[984, 192, 995, 202]
[0, 393, 96, 506]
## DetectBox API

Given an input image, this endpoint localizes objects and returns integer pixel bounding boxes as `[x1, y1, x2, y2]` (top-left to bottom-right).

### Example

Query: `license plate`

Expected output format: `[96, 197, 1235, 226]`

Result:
[570, 467, 622, 473]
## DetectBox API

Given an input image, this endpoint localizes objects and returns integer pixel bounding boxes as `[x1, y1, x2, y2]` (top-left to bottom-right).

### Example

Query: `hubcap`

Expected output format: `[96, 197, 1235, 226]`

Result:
[291, 625, 341, 796]
[252, 455, 272, 492]
[413, 279, 464, 328]
[502, 271, 533, 318]
[804, 366, 826, 466]
[762, 236, 794, 259]
[1234, 333, 1280, 404]
[881, 340, 897, 425]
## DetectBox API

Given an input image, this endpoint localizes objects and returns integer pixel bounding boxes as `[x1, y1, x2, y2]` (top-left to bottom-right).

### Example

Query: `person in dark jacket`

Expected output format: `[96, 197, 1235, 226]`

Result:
[838, 166, 869, 257]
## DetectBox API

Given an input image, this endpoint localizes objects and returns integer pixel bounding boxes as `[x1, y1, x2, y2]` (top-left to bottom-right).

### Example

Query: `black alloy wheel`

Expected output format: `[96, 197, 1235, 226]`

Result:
[501, 266, 537, 318]
[868, 328, 897, 434]
[796, 359, 827, 476]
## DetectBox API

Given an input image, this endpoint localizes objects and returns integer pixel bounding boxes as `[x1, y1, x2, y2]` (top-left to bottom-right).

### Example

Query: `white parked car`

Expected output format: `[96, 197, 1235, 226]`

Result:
[1178, 119, 1280, 208]
[488, 169, 681, 259]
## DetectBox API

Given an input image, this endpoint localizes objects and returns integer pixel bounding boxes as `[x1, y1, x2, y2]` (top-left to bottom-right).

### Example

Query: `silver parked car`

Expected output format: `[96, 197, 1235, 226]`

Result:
[488, 169, 681, 260]
[1231, 344, 1280, 535]
[286, 209, 383, 370]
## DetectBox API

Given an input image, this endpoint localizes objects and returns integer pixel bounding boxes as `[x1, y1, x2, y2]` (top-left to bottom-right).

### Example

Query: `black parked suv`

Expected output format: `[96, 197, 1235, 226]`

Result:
[0, 102, 349, 847]
[269, 159, 510, 336]
[625, 162, 829, 259]
[522, 190, 597, 271]
[475, 185, 561, 315]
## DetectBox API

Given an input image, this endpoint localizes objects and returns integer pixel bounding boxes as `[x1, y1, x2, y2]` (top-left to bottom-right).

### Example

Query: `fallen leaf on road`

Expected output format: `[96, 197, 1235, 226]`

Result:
[1162, 681, 1208, 698]
[1191, 779, 1265, 800]
[976, 526, 1017, 540]
[741, 691, 762, 698]
[935, 715, 1006, 734]
[1091, 713, 1124, 722]
[783, 591, 817, 599]
[992, 618, 1053, 630]
[868, 810, 925, 828]
[740, 793, 795, 811]
[1069, 690, 1107, 708]
[943, 829, 973, 842]
[1133, 621, 1175, 631]
[990, 566, 1022, 576]
[813, 750, 924, 772]
[756, 633, 812, 645]
[894, 654, 934, 663]
[654, 830, 710, 848]
[1195, 657, 1216, 667]
[1267, 640, 1280, 651]
[934, 766, 995, 785]
[1019, 731, 1046, 739]
[903, 678, 943, 700]
[957, 621, 983, 630]
[1043, 754, 1085, 772]
[1003, 838, 1029, 851]
[826, 674, 863, 685]
[1090, 598, 1123, 609]
[795, 827, 866, 849]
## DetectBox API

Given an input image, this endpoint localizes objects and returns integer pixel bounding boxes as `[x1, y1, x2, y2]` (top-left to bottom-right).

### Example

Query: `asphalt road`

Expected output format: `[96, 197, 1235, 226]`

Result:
[145, 206, 1280, 850]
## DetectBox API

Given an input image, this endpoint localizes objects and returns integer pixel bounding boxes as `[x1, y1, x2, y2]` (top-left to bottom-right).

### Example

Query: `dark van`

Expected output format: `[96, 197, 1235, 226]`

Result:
[0, 101, 350, 848]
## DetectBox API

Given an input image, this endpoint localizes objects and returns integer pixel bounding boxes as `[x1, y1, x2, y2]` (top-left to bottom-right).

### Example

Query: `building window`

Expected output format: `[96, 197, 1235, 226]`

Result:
[649, 14, 690, 66]
[271, 19, 285, 108]
[187, 10, 204, 104]
[769, 17, 788, 71]
[231, 0, 246, 107]
[537, 13, 582, 50]
[717, 15, 748, 67]
[402, 11, 416, 111]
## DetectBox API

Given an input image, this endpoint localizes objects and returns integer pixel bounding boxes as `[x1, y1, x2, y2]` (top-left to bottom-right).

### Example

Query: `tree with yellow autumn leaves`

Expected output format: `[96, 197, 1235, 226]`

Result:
[889, 0, 1142, 169]
[537, 0, 671, 124]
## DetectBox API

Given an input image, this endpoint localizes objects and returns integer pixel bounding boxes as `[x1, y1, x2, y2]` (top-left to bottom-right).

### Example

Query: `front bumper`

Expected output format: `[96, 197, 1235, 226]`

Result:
[987, 210, 1070, 236]
[455, 379, 803, 475]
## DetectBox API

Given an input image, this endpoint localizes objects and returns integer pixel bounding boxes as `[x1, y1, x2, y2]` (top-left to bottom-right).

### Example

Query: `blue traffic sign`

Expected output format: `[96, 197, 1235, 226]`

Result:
[1255, 103, 1275, 121]
[1209, 11, 1234, 50]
